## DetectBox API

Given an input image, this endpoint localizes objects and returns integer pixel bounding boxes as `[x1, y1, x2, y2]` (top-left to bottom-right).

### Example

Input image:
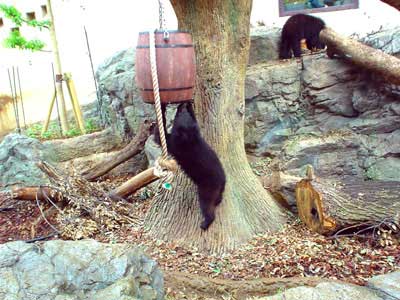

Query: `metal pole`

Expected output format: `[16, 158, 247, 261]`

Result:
[83, 26, 102, 125]
[16, 67, 27, 129]
[7, 68, 20, 134]
[51, 63, 62, 136]
[12, 67, 21, 133]
[7, 69, 19, 132]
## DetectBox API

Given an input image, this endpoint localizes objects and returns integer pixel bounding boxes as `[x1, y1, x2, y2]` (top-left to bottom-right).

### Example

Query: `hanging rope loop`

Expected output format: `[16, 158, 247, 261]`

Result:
[149, 30, 168, 159]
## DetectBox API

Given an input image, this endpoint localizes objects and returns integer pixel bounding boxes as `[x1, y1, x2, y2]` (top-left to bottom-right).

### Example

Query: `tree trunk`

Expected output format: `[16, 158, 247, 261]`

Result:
[320, 27, 400, 85]
[145, 0, 287, 253]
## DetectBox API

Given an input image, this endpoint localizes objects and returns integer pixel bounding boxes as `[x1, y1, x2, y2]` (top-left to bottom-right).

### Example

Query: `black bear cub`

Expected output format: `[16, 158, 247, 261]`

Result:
[279, 14, 326, 59]
[165, 102, 226, 230]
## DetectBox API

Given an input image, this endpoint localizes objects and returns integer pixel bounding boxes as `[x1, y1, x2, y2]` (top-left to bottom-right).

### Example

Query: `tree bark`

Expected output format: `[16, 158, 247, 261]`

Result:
[81, 120, 152, 181]
[145, 0, 287, 253]
[320, 27, 400, 85]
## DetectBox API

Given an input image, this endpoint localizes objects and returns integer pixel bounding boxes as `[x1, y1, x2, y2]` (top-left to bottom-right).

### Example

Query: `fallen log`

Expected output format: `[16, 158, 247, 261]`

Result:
[295, 166, 400, 235]
[109, 158, 178, 198]
[10, 187, 55, 201]
[81, 120, 153, 181]
[263, 165, 400, 235]
[109, 167, 158, 199]
[320, 27, 400, 85]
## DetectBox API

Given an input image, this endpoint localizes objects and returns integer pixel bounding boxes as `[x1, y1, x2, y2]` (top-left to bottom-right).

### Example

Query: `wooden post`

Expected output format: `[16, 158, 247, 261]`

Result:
[41, 91, 56, 135]
[47, 0, 69, 134]
[64, 72, 85, 133]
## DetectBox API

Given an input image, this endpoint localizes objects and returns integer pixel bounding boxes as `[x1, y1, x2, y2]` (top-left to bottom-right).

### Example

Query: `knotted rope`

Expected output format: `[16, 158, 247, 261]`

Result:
[149, 30, 177, 187]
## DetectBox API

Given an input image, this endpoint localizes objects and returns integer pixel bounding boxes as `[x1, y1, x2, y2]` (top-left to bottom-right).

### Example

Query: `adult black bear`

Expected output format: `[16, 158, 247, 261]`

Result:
[162, 102, 226, 230]
[279, 14, 326, 59]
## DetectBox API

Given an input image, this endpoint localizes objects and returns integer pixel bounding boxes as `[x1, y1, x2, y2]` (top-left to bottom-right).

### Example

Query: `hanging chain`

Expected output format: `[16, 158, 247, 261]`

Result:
[158, 0, 169, 40]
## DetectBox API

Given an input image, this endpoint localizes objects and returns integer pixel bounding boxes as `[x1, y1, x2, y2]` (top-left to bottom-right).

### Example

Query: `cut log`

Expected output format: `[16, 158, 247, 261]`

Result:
[263, 166, 400, 235]
[10, 187, 57, 201]
[295, 171, 400, 235]
[109, 167, 158, 199]
[109, 158, 178, 198]
[81, 120, 153, 181]
[320, 27, 400, 85]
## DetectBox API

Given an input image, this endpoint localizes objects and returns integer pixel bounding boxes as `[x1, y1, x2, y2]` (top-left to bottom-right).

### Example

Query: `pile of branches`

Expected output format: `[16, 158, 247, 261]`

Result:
[10, 162, 139, 240]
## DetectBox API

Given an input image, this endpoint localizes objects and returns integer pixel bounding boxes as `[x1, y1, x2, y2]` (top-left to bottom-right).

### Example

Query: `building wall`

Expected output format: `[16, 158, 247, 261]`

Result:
[251, 0, 399, 35]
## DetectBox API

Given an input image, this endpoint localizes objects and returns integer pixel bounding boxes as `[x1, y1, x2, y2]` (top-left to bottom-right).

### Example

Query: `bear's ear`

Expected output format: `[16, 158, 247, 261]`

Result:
[185, 102, 197, 121]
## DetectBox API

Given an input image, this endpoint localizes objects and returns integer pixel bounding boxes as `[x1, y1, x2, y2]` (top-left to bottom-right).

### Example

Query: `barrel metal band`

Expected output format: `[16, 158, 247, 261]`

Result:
[136, 44, 193, 49]
[141, 86, 193, 92]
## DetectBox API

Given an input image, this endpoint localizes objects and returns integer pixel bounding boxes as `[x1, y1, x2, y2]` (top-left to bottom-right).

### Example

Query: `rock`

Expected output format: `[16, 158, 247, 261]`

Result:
[255, 282, 384, 300]
[244, 61, 301, 154]
[0, 240, 163, 300]
[0, 134, 52, 188]
[368, 271, 400, 300]
[96, 48, 155, 134]
[360, 26, 400, 55]
[282, 133, 364, 178]
[144, 137, 162, 167]
[366, 157, 400, 181]
[249, 27, 281, 65]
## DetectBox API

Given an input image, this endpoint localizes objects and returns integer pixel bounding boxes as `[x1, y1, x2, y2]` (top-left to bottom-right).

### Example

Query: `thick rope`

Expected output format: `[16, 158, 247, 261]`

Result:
[149, 30, 168, 159]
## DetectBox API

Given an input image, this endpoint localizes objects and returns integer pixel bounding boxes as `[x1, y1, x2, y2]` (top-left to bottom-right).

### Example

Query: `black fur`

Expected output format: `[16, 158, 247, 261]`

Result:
[166, 102, 226, 230]
[279, 14, 326, 59]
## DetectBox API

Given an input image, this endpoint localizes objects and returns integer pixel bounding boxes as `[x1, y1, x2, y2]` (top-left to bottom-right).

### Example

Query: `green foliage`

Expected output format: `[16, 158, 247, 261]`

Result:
[3, 29, 45, 51]
[0, 3, 50, 51]
[25, 118, 101, 140]
[65, 128, 81, 138]
[0, 4, 50, 28]
[0, 4, 23, 26]
[84, 118, 100, 133]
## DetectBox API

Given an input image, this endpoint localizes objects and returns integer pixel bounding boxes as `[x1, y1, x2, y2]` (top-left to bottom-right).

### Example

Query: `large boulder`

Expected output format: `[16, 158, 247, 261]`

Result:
[368, 271, 400, 300]
[0, 134, 52, 188]
[0, 240, 163, 300]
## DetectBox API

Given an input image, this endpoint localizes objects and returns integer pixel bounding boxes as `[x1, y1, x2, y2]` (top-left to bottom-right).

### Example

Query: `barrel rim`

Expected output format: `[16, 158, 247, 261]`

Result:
[138, 30, 190, 34]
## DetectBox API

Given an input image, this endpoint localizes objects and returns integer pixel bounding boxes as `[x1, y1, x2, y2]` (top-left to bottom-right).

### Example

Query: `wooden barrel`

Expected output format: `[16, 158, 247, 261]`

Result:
[135, 30, 196, 104]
